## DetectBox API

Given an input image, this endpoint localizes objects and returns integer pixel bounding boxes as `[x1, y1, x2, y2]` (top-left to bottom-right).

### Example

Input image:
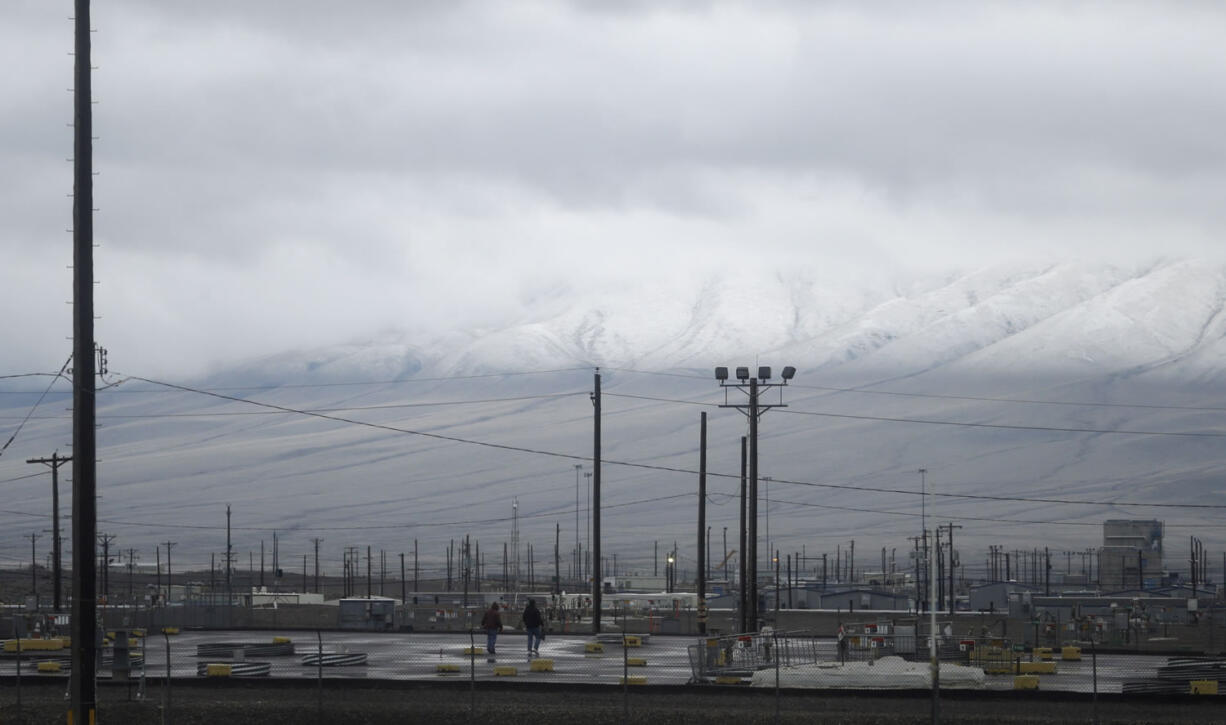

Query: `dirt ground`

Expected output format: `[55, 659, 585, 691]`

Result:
[4, 679, 1226, 724]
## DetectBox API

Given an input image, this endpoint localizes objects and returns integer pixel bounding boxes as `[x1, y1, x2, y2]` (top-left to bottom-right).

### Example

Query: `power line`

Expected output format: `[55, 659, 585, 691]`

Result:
[101, 371, 1226, 511]
[0, 391, 588, 420]
[603, 366, 1226, 413]
[0, 355, 71, 459]
[86, 492, 694, 534]
[601, 391, 1226, 439]
[0, 366, 590, 395]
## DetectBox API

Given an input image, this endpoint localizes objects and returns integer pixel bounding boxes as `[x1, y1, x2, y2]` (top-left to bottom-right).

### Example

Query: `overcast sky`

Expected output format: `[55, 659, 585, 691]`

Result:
[3, 1, 1225, 378]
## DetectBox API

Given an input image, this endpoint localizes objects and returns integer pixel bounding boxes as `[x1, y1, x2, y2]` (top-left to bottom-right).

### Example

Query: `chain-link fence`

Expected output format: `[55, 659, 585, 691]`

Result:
[5, 605, 1226, 723]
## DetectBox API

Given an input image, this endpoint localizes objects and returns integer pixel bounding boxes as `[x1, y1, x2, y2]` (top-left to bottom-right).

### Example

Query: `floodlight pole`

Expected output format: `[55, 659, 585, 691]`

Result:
[591, 369, 602, 634]
[715, 366, 793, 632]
[748, 378, 759, 628]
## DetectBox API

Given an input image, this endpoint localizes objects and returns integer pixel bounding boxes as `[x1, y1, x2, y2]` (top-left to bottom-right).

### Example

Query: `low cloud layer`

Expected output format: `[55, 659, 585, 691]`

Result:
[4, 1, 1225, 378]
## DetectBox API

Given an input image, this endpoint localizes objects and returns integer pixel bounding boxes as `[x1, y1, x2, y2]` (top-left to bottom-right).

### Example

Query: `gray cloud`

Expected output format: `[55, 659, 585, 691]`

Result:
[3, 1, 1225, 377]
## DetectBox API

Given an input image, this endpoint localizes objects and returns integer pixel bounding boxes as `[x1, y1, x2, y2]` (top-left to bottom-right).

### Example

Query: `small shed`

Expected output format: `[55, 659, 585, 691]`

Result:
[338, 597, 398, 631]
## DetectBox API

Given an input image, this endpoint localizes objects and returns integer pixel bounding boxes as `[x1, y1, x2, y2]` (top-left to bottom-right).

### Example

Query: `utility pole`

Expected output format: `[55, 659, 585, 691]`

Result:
[574, 463, 582, 586]
[697, 411, 707, 627]
[225, 505, 233, 605]
[400, 552, 406, 606]
[27, 453, 71, 611]
[126, 549, 138, 604]
[591, 368, 603, 634]
[942, 523, 961, 615]
[463, 536, 471, 610]
[312, 538, 323, 594]
[163, 541, 177, 605]
[414, 539, 419, 593]
[69, 1, 99, 718]
[28, 533, 40, 597]
[554, 523, 561, 595]
[97, 533, 115, 601]
[366, 545, 372, 598]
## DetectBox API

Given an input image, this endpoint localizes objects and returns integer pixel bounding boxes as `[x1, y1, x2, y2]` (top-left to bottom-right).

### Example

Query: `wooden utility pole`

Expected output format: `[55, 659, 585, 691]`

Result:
[97, 534, 115, 601]
[69, 1, 99, 719]
[163, 541, 177, 604]
[28, 533, 40, 596]
[27, 453, 71, 611]
[941, 523, 962, 615]
[312, 538, 323, 594]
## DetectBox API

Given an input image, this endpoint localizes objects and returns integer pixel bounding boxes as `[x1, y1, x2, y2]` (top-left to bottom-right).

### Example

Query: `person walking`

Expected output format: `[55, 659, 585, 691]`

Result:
[481, 602, 503, 656]
[522, 598, 544, 657]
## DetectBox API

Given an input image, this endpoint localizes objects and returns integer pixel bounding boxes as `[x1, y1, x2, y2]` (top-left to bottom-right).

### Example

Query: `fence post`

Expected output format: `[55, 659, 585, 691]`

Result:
[163, 630, 172, 725]
[14, 623, 21, 713]
[469, 627, 476, 721]
[774, 630, 781, 724]
[316, 630, 324, 725]
[623, 633, 629, 724]
[1091, 637, 1099, 725]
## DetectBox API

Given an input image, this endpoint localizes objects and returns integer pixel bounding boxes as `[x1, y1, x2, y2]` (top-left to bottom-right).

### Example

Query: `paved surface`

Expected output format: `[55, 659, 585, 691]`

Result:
[0, 629, 1167, 692]
[5, 680, 1226, 724]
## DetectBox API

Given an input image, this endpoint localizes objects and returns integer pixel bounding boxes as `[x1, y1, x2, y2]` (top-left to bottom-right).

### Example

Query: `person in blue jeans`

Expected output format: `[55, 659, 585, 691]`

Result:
[481, 602, 502, 655]
[522, 598, 544, 657]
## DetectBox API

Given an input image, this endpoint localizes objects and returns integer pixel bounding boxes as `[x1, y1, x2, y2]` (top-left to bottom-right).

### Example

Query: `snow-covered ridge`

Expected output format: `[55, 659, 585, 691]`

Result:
[210, 259, 1225, 385]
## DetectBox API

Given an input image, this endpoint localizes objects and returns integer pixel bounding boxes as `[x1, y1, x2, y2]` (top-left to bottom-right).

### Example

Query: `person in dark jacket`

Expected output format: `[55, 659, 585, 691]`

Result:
[481, 602, 502, 655]
[522, 599, 544, 657]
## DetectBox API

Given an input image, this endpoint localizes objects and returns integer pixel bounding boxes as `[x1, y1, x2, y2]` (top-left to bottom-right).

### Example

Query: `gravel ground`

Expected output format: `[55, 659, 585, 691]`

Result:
[4, 679, 1226, 724]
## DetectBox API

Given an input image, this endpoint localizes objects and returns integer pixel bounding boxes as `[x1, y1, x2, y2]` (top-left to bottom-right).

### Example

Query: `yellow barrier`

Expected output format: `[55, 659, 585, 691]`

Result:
[1191, 680, 1219, 695]
[131, 628, 146, 638]
[1013, 675, 1039, 690]
[272, 636, 292, 644]
[3, 639, 65, 653]
[463, 647, 485, 655]
[206, 664, 233, 677]
[1033, 647, 1053, 661]
[622, 635, 642, 647]
[436, 663, 461, 673]
[621, 676, 648, 685]
[625, 657, 647, 667]
[37, 661, 63, 673]
[1017, 662, 1057, 675]
[161, 627, 180, 635]
[1060, 646, 1081, 661]
[530, 659, 555, 672]
[584, 642, 604, 654]
[494, 665, 518, 676]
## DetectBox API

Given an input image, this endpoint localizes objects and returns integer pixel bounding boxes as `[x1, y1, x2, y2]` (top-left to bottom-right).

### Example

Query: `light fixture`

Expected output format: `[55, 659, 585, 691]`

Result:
[715, 367, 729, 381]
[781, 366, 796, 380]
[758, 366, 771, 381]
[735, 366, 750, 381]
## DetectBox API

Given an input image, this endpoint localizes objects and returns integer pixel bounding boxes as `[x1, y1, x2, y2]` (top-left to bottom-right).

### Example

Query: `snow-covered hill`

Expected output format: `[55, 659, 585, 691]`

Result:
[3, 259, 1225, 583]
